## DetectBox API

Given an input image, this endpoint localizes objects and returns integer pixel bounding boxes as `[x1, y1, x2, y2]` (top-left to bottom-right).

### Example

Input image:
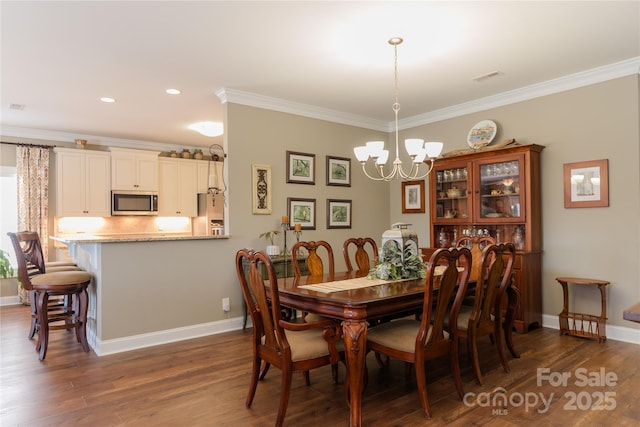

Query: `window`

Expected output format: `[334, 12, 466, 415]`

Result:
[0, 165, 18, 269]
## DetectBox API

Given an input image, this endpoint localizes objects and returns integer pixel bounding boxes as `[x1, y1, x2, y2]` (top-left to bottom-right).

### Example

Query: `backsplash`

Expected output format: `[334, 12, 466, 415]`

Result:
[54, 216, 192, 236]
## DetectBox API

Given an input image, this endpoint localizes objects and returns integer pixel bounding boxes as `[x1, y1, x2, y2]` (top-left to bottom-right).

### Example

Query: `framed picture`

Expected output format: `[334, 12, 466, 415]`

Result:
[286, 151, 315, 185]
[401, 180, 425, 213]
[251, 164, 272, 214]
[287, 197, 316, 230]
[563, 159, 609, 208]
[326, 156, 351, 187]
[327, 199, 352, 229]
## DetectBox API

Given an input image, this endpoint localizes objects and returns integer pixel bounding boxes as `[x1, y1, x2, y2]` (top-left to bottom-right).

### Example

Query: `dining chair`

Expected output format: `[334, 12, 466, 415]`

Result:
[343, 237, 378, 273]
[291, 240, 335, 278]
[455, 235, 495, 283]
[449, 242, 516, 385]
[8, 231, 92, 360]
[366, 247, 472, 419]
[235, 249, 343, 427]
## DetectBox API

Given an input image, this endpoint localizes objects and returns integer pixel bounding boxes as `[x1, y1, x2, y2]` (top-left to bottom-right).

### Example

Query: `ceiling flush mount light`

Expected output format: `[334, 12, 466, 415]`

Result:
[100, 97, 116, 103]
[353, 37, 444, 182]
[188, 121, 224, 137]
[165, 88, 181, 95]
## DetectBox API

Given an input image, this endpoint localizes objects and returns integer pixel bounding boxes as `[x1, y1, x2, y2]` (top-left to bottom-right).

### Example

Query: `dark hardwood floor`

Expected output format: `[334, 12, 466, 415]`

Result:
[1, 304, 638, 426]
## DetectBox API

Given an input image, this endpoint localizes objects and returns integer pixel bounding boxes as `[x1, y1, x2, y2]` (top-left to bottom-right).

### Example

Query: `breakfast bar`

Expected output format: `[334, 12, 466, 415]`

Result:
[52, 234, 238, 356]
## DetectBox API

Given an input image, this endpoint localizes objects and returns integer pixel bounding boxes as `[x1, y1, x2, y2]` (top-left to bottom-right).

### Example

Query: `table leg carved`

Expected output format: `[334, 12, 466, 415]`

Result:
[342, 320, 367, 426]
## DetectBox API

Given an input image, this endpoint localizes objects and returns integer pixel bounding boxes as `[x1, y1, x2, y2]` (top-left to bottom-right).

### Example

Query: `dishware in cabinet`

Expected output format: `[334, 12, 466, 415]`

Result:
[432, 160, 471, 222]
[476, 153, 525, 223]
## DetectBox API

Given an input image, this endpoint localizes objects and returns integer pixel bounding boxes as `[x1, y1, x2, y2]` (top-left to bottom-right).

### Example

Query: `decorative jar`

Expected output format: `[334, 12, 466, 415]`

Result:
[181, 149, 192, 159]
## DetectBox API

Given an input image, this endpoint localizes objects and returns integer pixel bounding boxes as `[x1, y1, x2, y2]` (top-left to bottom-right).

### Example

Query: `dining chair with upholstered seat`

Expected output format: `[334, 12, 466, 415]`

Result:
[449, 242, 516, 385]
[235, 249, 343, 427]
[291, 240, 335, 278]
[8, 231, 92, 361]
[343, 237, 378, 273]
[366, 247, 472, 419]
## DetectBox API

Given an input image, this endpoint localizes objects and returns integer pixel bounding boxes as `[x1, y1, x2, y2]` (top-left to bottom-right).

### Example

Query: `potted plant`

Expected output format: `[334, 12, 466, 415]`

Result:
[0, 249, 14, 279]
[259, 230, 281, 256]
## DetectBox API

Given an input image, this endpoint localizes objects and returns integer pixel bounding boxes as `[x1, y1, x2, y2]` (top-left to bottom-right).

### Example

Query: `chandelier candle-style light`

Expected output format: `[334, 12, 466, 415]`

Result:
[354, 37, 444, 181]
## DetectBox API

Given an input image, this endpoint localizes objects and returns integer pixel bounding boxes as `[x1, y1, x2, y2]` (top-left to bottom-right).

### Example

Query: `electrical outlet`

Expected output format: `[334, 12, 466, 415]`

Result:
[222, 297, 230, 312]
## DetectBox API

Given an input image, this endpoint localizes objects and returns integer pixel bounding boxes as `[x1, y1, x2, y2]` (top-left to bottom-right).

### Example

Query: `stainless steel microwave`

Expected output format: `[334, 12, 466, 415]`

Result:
[111, 191, 158, 216]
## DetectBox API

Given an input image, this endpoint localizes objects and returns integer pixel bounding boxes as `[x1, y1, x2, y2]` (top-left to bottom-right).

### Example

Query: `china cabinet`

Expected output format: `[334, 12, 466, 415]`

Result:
[158, 158, 197, 217]
[55, 148, 111, 217]
[429, 143, 545, 333]
[110, 148, 159, 191]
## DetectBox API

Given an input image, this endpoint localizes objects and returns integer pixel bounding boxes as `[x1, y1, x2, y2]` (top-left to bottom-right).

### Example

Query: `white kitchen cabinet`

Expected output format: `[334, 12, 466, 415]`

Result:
[196, 159, 224, 194]
[55, 148, 111, 216]
[110, 148, 159, 191]
[158, 158, 197, 216]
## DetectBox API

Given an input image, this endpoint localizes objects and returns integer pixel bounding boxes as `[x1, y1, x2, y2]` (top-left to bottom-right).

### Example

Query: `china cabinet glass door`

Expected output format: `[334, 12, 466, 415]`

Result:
[434, 161, 470, 222]
[475, 154, 525, 222]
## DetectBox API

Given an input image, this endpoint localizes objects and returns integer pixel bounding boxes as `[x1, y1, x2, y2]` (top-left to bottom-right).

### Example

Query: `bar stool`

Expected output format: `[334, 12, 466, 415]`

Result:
[8, 231, 93, 360]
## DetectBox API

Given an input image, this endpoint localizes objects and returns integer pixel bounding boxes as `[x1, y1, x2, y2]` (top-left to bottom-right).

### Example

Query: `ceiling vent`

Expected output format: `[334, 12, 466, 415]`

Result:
[9, 103, 26, 110]
[472, 71, 503, 82]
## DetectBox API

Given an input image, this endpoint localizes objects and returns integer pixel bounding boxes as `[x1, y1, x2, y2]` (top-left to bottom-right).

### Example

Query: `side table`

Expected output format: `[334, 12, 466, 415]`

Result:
[556, 277, 610, 343]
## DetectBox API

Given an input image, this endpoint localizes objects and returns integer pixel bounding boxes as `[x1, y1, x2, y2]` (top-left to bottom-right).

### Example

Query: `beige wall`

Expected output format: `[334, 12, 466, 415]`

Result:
[225, 103, 391, 272]
[401, 75, 640, 329]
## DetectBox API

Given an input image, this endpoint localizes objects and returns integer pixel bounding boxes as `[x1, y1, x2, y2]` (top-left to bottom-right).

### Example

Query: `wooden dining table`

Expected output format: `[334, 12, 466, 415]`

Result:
[268, 270, 519, 427]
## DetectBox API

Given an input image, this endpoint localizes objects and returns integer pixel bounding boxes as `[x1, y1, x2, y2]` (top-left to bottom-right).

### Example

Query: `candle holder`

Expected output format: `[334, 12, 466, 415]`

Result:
[281, 222, 291, 278]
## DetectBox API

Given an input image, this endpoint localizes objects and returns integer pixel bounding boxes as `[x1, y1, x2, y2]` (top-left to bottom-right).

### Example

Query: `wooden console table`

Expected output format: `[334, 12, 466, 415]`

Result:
[556, 277, 610, 343]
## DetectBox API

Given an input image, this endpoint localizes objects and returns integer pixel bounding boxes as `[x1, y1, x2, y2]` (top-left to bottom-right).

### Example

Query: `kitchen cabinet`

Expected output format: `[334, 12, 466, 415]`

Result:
[55, 148, 111, 216]
[158, 158, 197, 216]
[429, 143, 545, 333]
[110, 148, 159, 191]
[196, 159, 224, 194]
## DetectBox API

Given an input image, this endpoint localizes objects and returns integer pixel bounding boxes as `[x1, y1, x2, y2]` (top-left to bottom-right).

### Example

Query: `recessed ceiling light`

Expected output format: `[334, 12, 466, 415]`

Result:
[100, 97, 116, 103]
[188, 121, 224, 137]
[166, 88, 181, 95]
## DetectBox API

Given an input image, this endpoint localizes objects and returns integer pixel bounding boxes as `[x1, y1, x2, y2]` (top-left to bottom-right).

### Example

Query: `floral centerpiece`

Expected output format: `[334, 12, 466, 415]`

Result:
[369, 243, 428, 280]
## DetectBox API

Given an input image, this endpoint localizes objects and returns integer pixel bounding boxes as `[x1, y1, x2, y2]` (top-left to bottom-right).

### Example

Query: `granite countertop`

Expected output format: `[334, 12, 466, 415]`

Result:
[51, 234, 228, 244]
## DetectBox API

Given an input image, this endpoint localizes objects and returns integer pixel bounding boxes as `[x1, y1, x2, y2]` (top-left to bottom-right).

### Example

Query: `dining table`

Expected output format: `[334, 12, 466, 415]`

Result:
[267, 269, 521, 426]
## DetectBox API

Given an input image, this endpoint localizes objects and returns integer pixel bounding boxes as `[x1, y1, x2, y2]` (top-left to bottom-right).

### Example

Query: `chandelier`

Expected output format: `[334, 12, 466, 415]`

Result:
[353, 37, 444, 181]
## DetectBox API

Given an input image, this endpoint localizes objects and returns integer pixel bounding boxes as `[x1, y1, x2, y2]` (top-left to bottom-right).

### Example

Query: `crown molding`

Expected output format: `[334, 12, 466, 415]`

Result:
[216, 88, 389, 132]
[399, 56, 640, 129]
[0, 126, 196, 152]
[4, 57, 638, 147]
[219, 57, 640, 132]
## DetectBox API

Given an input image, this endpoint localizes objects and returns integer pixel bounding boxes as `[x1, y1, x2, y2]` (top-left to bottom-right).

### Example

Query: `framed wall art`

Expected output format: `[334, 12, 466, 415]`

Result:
[563, 159, 609, 208]
[286, 151, 315, 185]
[251, 164, 272, 214]
[287, 197, 316, 230]
[326, 155, 351, 187]
[401, 180, 425, 213]
[327, 199, 352, 229]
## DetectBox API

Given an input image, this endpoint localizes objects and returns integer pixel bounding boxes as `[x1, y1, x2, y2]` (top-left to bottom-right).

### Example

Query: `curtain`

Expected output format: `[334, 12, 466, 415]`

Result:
[16, 146, 50, 304]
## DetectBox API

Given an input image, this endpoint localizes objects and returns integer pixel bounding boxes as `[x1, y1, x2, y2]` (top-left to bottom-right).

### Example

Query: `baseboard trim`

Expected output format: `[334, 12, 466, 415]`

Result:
[0, 296, 21, 306]
[542, 314, 640, 344]
[89, 316, 247, 356]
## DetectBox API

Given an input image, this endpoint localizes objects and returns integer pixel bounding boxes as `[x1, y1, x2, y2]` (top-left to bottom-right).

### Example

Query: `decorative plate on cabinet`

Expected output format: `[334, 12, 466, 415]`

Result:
[467, 120, 497, 149]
